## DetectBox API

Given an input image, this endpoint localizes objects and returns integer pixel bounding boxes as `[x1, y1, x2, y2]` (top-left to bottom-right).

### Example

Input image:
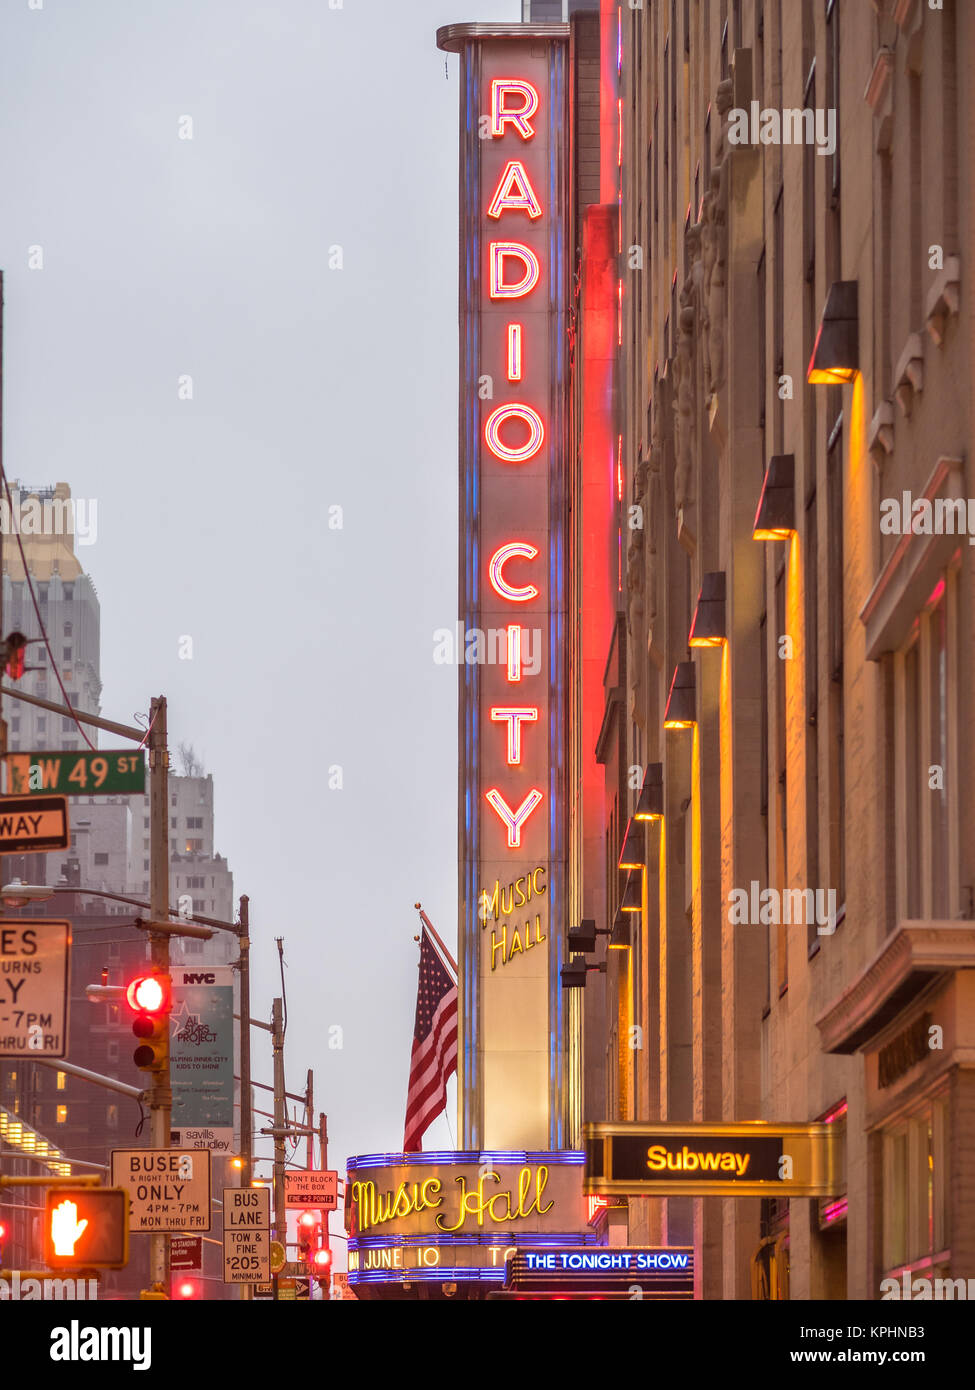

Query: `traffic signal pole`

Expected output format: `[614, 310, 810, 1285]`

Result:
[271, 998, 287, 1258]
[147, 695, 171, 1295]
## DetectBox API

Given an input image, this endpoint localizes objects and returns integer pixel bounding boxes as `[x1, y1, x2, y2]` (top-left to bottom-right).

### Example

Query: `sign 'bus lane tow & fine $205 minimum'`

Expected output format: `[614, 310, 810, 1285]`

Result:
[223, 1185, 271, 1284]
[110, 1149, 212, 1231]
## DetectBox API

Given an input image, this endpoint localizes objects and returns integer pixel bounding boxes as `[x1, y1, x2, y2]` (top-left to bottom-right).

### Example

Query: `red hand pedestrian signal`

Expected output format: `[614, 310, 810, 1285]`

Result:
[43, 1187, 129, 1269]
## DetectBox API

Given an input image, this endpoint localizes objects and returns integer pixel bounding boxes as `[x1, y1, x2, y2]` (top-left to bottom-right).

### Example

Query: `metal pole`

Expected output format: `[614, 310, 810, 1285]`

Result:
[305, 1070, 314, 1171]
[271, 997, 286, 1299]
[238, 894, 252, 1301]
[148, 694, 171, 1296]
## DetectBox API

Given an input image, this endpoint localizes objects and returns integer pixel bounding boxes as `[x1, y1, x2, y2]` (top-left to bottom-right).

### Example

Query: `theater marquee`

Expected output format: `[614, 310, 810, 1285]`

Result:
[437, 20, 570, 1152]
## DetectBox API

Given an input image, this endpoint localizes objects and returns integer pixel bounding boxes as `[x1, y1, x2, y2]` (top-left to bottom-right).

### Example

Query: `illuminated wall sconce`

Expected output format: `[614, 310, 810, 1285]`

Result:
[618, 819, 646, 870]
[663, 661, 696, 729]
[608, 908, 630, 951]
[635, 763, 663, 821]
[621, 874, 642, 912]
[807, 280, 859, 384]
[688, 572, 727, 647]
[752, 454, 795, 540]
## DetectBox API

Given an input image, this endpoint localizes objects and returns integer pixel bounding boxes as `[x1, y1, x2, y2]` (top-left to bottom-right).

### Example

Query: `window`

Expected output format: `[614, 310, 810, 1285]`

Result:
[63, 622, 72, 637]
[94, 852, 109, 866]
[186, 817, 203, 830]
[193, 899, 206, 914]
[171, 818, 177, 829]
[10, 718, 19, 733]
[883, 1099, 949, 1274]
[143, 859, 149, 871]
[56, 1104, 67, 1124]
[144, 817, 149, 829]
[62, 648, 72, 662]
[62, 717, 74, 731]
[107, 1041, 119, 1063]
[186, 839, 203, 854]
[56, 1071, 66, 1090]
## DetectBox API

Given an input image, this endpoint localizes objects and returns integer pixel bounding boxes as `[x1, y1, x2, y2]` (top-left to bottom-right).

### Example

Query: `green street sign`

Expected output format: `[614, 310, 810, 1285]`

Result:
[4, 749, 146, 797]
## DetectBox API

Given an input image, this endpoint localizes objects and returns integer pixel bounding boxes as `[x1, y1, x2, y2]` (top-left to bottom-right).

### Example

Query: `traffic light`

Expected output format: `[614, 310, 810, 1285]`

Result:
[44, 1187, 129, 1269]
[297, 1209, 317, 1262]
[124, 972, 171, 1074]
[173, 1277, 200, 1300]
[1, 632, 28, 681]
[311, 1244, 332, 1291]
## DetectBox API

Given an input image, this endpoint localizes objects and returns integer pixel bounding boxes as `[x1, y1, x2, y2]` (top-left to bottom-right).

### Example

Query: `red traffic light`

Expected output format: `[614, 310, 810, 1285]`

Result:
[174, 1278, 200, 1299]
[125, 975, 168, 1013]
[312, 1247, 332, 1270]
[298, 1210, 317, 1229]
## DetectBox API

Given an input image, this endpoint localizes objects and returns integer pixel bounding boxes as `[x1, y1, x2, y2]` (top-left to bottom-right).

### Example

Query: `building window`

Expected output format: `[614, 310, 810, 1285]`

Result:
[56, 1104, 67, 1124]
[186, 817, 203, 830]
[186, 839, 203, 854]
[883, 1098, 949, 1275]
[171, 818, 177, 829]
[63, 622, 72, 637]
[56, 1071, 66, 1091]
[94, 852, 109, 866]
[62, 648, 72, 662]
[107, 1041, 119, 1063]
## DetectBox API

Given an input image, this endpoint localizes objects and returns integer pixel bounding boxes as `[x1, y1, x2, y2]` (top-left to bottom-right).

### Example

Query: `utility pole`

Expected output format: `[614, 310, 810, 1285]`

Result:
[271, 997, 287, 1268]
[237, 894, 252, 1301]
[305, 1070, 314, 1171]
[147, 694, 171, 1295]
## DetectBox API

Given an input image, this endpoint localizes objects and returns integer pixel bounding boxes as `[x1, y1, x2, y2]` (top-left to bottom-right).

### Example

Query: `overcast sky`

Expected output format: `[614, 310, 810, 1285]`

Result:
[0, 0, 520, 1246]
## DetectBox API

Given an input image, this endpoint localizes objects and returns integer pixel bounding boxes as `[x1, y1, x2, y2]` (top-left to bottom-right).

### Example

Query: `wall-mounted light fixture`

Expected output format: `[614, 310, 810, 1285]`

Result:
[663, 661, 696, 729]
[621, 874, 642, 912]
[618, 819, 646, 870]
[807, 280, 859, 385]
[608, 907, 630, 951]
[634, 763, 663, 822]
[753, 454, 796, 540]
[688, 571, 727, 647]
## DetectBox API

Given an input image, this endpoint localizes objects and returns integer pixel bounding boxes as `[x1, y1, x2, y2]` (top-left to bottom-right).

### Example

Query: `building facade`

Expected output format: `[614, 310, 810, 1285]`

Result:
[584, 0, 973, 1300]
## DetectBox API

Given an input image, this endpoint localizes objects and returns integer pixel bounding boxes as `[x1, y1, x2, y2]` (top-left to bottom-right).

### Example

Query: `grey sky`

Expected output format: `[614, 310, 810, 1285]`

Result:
[0, 0, 520, 1242]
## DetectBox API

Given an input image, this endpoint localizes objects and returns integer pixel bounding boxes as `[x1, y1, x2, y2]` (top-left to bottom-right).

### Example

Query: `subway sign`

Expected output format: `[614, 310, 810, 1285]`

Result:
[584, 1122, 841, 1198]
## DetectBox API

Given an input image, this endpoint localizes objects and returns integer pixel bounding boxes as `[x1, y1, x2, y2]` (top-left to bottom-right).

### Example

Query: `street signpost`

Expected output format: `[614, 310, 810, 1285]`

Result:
[110, 1148, 212, 1232]
[284, 1170, 338, 1210]
[0, 919, 70, 1057]
[3, 750, 146, 797]
[0, 795, 69, 852]
[170, 1235, 202, 1271]
[222, 1185, 271, 1285]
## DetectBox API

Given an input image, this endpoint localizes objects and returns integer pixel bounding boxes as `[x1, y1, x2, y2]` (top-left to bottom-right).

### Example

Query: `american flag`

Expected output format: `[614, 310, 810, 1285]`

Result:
[403, 924, 458, 1153]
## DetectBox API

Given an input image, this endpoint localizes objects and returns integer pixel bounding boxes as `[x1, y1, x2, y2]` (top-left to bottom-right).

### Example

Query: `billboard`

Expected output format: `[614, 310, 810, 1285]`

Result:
[169, 965, 235, 1153]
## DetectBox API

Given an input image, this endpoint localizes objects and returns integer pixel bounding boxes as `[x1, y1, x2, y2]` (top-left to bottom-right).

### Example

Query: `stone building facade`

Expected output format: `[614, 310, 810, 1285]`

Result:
[584, 0, 974, 1299]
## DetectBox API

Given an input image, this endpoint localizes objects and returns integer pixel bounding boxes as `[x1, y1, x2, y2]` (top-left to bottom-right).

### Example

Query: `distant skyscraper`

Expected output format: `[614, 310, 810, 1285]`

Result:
[2, 481, 101, 751]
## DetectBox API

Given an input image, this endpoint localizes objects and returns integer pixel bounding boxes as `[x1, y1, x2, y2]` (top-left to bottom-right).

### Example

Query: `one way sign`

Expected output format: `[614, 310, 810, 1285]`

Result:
[0, 795, 69, 852]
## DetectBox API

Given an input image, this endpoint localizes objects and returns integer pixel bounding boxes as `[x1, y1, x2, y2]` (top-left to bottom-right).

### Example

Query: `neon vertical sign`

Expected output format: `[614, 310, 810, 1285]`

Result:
[440, 20, 569, 1153]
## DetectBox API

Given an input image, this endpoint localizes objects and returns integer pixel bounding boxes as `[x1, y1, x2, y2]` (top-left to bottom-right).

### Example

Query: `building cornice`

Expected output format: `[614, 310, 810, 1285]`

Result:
[437, 23, 570, 53]
[816, 920, 975, 1055]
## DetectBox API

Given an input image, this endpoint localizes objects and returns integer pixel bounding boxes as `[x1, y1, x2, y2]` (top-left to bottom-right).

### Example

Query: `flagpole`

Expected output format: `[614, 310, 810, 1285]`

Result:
[413, 902, 458, 977]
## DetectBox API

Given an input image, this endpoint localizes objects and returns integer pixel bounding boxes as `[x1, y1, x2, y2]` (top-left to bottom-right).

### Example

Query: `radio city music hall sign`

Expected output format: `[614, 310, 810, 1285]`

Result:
[442, 23, 570, 1149]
